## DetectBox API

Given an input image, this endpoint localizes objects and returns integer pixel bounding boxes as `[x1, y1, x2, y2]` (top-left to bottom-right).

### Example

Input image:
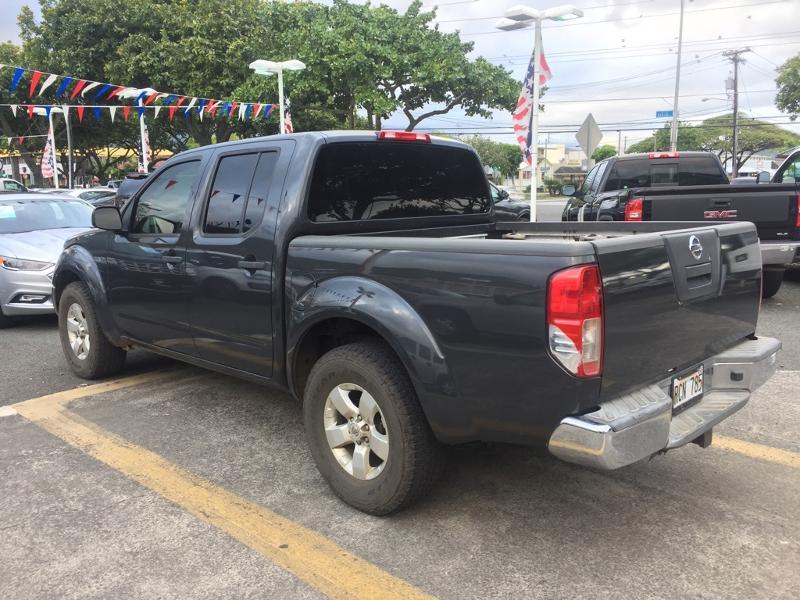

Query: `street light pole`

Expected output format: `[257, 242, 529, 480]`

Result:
[669, 0, 685, 151]
[249, 59, 306, 135]
[497, 4, 583, 222]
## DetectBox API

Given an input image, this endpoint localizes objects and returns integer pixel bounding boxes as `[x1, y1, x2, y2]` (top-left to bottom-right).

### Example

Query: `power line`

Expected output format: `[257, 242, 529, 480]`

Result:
[459, 0, 791, 36]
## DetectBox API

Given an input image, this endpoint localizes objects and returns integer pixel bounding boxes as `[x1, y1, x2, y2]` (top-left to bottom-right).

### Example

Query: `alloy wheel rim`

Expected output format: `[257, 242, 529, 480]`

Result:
[66, 303, 91, 361]
[323, 383, 389, 480]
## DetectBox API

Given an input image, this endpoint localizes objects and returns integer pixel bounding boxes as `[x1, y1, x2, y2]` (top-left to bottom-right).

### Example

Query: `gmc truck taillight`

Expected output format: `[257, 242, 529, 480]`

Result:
[625, 197, 643, 221]
[547, 264, 604, 378]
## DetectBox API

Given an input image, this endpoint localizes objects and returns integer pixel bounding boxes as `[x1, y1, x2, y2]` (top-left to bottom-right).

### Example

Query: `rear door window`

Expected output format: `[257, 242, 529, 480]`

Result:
[204, 153, 259, 234]
[307, 142, 490, 222]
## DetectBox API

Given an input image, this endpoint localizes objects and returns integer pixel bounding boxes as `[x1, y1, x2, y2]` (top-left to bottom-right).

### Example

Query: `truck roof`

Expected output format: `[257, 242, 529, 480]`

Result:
[174, 130, 472, 161]
[612, 151, 718, 161]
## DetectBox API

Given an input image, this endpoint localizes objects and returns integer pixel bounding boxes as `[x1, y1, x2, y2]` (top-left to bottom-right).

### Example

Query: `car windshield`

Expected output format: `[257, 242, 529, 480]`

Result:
[0, 199, 93, 234]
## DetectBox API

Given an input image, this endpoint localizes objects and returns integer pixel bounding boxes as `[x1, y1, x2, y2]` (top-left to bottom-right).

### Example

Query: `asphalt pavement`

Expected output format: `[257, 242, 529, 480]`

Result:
[1, 204, 798, 599]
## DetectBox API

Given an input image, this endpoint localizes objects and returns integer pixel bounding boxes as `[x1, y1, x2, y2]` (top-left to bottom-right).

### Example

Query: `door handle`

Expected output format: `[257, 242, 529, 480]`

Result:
[238, 260, 267, 271]
[162, 255, 183, 264]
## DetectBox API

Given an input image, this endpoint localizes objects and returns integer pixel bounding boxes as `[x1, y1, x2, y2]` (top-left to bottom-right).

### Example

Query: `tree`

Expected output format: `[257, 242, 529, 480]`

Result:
[627, 116, 800, 172]
[591, 144, 617, 161]
[776, 54, 800, 120]
[463, 136, 520, 180]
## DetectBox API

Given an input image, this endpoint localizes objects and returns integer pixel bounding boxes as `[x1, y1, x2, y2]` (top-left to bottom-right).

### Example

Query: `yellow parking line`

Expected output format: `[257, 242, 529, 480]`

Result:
[713, 434, 800, 469]
[12, 376, 431, 600]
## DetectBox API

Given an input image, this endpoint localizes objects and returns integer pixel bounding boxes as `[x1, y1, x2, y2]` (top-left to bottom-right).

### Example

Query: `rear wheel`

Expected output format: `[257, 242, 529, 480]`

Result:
[762, 268, 784, 299]
[58, 282, 126, 379]
[303, 341, 444, 515]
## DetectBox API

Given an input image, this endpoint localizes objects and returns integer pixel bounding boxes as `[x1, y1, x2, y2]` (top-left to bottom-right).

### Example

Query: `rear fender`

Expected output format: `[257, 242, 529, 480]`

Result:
[54, 245, 122, 343]
[286, 276, 460, 439]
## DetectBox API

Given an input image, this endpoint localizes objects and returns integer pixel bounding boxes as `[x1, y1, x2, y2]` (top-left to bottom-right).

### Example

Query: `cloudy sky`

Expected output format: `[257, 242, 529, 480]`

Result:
[3, 0, 799, 149]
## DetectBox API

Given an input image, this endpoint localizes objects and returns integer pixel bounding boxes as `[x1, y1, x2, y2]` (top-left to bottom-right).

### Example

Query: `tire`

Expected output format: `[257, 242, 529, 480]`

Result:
[303, 341, 444, 515]
[0, 307, 15, 329]
[58, 281, 126, 379]
[762, 269, 784, 299]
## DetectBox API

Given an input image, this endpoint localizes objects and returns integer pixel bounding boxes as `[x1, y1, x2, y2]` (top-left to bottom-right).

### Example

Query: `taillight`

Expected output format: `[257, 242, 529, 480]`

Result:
[547, 264, 604, 378]
[648, 151, 679, 159]
[625, 197, 643, 221]
[795, 193, 800, 228]
[377, 131, 431, 142]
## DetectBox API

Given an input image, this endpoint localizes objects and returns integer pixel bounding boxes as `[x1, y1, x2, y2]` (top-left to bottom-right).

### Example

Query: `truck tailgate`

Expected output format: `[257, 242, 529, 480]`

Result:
[593, 222, 761, 398]
[644, 184, 798, 240]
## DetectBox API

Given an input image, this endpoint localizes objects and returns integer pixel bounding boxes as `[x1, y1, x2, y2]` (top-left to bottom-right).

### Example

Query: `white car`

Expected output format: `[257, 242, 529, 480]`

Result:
[43, 187, 117, 205]
[0, 178, 28, 193]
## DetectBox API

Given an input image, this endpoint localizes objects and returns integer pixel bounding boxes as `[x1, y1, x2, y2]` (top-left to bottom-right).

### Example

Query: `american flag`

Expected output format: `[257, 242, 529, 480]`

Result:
[284, 98, 294, 134]
[41, 126, 55, 179]
[512, 35, 552, 165]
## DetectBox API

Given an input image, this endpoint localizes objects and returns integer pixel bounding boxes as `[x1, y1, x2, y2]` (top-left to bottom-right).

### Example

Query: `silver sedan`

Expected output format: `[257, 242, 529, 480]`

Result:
[0, 194, 93, 327]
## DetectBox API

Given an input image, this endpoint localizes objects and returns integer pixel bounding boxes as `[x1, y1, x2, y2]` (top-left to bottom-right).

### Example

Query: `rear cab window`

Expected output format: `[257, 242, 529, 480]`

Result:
[603, 155, 727, 191]
[307, 142, 490, 222]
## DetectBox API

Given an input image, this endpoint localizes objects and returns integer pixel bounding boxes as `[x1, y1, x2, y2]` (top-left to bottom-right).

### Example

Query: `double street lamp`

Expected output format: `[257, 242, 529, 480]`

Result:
[249, 59, 306, 134]
[496, 5, 583, 222]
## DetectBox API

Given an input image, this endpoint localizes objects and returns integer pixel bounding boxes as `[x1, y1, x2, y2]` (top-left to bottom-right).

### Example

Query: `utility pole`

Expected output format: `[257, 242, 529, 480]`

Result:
[723, 48, 751, 178]
[617, 130, 622, 155]
[669, 0, 685, 151]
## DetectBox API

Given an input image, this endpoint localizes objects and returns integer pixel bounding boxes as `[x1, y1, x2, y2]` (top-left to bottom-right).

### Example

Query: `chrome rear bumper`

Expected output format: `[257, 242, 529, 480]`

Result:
[760, 240, 800, 267]
[547, 336, 781, 470]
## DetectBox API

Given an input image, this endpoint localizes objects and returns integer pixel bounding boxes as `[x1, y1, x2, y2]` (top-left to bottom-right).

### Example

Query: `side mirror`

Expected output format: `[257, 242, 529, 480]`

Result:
[561, 184, 576, 197]
[92, 206, 123, 231]
[756, 171, 770, 184]
[498, 188, 510, 200]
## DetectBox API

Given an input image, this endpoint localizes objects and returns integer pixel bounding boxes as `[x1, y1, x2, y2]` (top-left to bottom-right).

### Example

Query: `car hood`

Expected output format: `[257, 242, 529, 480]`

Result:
[0, 228, 92, 263]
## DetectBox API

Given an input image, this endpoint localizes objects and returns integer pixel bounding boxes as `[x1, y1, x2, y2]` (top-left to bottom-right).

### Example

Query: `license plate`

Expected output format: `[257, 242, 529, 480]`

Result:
[672, 365, 704, 410]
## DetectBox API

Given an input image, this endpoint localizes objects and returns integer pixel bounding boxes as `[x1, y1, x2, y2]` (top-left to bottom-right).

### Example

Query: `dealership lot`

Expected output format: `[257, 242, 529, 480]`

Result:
[2, 266, 799, 599]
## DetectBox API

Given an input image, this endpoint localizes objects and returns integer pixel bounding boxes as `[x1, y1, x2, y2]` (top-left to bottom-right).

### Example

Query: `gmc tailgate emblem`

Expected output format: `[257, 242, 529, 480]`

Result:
[704, 209, 738, 219]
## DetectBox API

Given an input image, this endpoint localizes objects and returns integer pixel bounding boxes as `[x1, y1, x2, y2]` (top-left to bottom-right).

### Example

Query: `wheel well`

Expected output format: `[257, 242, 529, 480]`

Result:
[292, 318, 390, 399]
[53, 270, 81, 310]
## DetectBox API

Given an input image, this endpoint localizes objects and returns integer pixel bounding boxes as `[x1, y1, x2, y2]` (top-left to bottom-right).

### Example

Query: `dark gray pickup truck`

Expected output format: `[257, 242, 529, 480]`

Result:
[53, 131, 780, 514]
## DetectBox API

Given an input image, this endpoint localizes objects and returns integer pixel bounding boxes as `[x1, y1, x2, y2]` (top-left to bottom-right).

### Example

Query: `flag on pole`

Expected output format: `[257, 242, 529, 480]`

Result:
[41, 125, 55, 179]
[511, 36, 552, 165]
[284, 100, 294, 134]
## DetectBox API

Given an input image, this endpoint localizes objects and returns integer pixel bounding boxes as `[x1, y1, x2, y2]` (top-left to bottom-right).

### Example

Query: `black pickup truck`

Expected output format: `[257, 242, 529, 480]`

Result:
[53, 131, 780, 514]
[564, 151, 800, 297]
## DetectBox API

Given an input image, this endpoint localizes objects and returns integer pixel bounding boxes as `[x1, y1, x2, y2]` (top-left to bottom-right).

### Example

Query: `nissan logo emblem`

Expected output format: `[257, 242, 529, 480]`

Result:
[689, 235, 703, 260]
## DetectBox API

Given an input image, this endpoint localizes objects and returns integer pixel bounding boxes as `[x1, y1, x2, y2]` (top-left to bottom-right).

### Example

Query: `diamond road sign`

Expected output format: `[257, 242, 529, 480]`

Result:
[656, 110, 674, 118]
[575, 113, 602, 157]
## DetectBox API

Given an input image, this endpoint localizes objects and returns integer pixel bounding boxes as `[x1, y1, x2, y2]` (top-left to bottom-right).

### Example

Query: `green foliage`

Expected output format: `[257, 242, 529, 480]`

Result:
[591, 144, 617, 161]
[543, 177, 560, 195]
[463, 136, 521, 178]
[627, 115, 800, 171]
[776, 54, 800, 120]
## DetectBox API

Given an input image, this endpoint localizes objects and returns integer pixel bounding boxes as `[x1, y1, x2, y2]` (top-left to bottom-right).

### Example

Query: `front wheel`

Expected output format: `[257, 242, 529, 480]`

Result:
[303, 341, 444, 515]
[762, 269, 784, 299]
[58, 282, 126, 379]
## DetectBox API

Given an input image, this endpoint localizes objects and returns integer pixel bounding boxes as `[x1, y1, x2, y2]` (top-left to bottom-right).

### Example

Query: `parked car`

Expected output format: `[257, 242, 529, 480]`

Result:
[489, 182, 530, 221]
[591, 149, 800, 297]
[45, 188, 117, 205]
[54, 131, 779, 514]
[0, 178, 28, 193]
[562, 151, 729, 222]
[0, 194, 93, 327]
[105, 179, 122, 190]
[114, 173, 150, 207]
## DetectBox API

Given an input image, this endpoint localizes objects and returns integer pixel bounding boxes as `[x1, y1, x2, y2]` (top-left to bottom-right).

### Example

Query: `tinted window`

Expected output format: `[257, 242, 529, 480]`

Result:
[676, 157, 725, 185]
[308, 143, 490, 222]
[133, 161, 200, 234]
[580, 165, 599, 195]
[0, 199, 92, 234]
[204, 153, 259, 234]
[243, 152, 278, 233]
[605, 159, 651, 190]
[651, 163, 678, 186]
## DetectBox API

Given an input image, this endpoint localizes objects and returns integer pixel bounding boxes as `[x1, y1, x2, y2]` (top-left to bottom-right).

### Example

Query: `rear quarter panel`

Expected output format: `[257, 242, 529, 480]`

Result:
[286, 236, 602, 445]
